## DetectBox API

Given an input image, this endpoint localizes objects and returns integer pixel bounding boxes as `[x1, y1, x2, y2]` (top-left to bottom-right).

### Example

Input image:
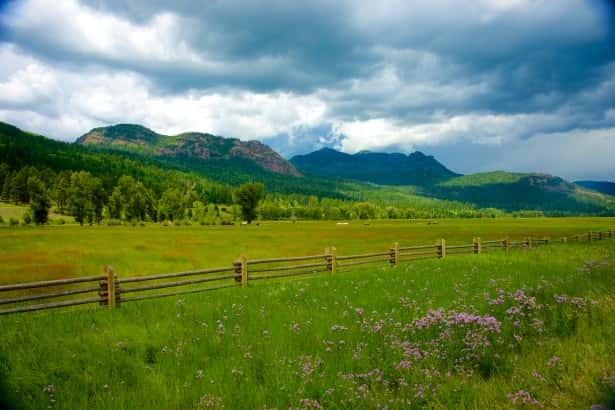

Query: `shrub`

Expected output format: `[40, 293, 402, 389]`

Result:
[56, 218, 66, 225]
[106, 219, 122, 226]
[22, 211, 32, 225]
[9, 217, 18, 226]
[0, 215, 4, 224]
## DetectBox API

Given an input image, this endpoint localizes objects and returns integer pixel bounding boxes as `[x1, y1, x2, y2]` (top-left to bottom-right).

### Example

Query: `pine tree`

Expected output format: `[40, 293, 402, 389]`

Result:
[28, 176, 51, 225]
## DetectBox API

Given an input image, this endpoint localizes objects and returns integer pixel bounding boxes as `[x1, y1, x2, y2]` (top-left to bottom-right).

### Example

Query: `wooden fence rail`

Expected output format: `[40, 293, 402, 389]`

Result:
[0, 228, 613, 316]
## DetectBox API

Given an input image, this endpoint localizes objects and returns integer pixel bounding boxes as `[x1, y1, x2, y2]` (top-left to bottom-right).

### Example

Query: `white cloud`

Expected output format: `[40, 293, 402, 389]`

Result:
[482, 127, 615, 181]
[4, 0, 202, 66]
[0, 46, 328, 141]
[332, 112, 568, 153]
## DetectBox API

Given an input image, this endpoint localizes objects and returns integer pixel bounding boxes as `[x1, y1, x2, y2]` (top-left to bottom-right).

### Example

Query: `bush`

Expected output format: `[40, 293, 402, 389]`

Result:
[106, 219, 122, 226]
[22, 211, 32, 225]
[9, 217, 18, 226]
[0, 215, 4, 224]
[56, 218, 66, 225]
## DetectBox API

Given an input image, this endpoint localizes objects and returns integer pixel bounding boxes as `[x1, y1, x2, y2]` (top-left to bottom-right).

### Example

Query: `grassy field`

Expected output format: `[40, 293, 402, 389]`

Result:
[0, 217, 614, 285]
[0, 239, 614, 409]
[0, 202, 72, 225]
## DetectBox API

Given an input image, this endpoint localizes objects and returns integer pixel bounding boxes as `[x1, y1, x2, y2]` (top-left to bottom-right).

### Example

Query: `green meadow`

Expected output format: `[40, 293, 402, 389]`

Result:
[0, 238, 614, 409]
[1, 217, 614, 284]
[1, 219, 615, 409]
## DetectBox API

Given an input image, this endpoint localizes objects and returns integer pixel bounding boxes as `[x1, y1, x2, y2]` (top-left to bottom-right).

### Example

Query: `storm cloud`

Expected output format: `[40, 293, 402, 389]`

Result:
[0, 0, 614, 180]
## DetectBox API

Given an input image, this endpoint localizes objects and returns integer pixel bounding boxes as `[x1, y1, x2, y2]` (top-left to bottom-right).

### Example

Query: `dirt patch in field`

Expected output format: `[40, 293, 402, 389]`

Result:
[0, 252, 51, 265]
[7, 264, 79, 284]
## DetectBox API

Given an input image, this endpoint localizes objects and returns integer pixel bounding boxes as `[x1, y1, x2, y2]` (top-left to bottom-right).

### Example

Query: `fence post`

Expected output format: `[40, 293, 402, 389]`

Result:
[609, 229, 613, 239]
[545, 236, 550, 245]
[326, 247, 337, 274]
[104, 265, 116, 308]
[473, 237, 482, 254]
[502, 238, 509, 251]
[598, 231, 603, 240]
[389, 242, 399, 267]
[436, 239, 446, 258]
[561, 236, 567, 243]
[241, 255, 248, 288]
[525, 237, 531, 249]
[588, 231, 593, 242]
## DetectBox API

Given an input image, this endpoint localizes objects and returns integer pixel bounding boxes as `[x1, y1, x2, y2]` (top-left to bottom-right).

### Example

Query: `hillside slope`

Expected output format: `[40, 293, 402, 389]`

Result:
[77, 124, 301, 177]
[428, 172, 614, 214]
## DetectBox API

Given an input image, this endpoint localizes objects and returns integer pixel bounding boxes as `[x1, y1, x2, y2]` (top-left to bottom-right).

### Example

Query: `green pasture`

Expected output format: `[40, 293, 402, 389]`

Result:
[0, 240, 614, 409]
[0, 217, 614, 284]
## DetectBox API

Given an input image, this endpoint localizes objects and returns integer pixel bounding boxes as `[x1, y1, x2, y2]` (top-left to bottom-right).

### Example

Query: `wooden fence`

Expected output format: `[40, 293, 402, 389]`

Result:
[1, 229, 613, 316]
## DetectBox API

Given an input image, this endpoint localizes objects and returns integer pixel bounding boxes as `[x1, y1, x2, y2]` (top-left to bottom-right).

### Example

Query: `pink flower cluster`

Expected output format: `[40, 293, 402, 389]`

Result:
[412, 309, 501, 333]
[506, 390, 542, 407]
[447, 313, 501, 333]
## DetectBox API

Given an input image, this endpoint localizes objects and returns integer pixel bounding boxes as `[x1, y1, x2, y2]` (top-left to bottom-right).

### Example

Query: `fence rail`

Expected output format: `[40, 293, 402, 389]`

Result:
[0, 229, 613, 316]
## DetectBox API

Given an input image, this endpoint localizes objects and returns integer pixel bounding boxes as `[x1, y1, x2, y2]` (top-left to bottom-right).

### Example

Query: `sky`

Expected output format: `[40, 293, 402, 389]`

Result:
[0, 0, 614, 181]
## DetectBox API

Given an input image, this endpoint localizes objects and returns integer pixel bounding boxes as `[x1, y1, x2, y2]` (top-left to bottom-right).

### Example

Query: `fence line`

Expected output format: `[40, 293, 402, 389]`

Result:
[0, 229, 613, 316]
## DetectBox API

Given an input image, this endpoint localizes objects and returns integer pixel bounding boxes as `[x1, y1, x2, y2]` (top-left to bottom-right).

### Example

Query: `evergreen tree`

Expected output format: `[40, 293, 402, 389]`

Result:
[10, 167, 31, 204]
[28, 176, 51, 225]
[53, 171, 71, 213]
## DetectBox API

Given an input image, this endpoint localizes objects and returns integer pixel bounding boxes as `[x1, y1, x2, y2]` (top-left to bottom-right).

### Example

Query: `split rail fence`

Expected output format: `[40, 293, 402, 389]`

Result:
[1, 229, 613, 316]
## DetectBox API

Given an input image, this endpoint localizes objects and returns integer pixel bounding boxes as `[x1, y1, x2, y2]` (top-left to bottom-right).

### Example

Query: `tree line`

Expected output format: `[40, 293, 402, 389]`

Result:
[1, 162, 518, 226]
[0, 163, 265, 225]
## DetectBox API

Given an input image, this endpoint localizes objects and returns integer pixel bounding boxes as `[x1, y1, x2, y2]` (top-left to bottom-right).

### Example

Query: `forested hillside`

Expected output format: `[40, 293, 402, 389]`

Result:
[1, 121, 614, 225]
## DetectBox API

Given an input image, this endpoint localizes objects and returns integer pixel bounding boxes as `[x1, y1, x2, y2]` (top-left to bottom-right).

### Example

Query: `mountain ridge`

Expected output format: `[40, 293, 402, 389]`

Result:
[290, 147, 459, 186]
[77, 124, 302, 177]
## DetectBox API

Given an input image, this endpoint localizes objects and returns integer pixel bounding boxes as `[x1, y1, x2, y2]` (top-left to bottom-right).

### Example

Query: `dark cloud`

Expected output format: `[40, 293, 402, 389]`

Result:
[0, 0, 614, 179]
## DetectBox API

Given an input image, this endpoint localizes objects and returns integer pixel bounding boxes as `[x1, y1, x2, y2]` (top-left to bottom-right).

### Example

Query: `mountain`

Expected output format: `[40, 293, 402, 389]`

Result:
[575, 180, 615, 196]
[2, 121, 614, 215]
[77, 124, 302, 177]
[290, 147, 615, 215]
[290, 148, 458, 185]
[0, 121, 342, 199]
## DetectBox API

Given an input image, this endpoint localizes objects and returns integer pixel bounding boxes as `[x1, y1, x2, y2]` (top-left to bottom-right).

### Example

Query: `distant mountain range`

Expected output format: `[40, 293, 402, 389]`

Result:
[290, 148, 458, 185]
[575, 180, 615, 196]
[1, 121, 614, 215]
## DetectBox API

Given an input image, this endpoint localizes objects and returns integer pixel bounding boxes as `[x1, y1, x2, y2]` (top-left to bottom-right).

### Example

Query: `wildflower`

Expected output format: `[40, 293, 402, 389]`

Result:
[506, 390, 542, 407]
[330, 324, 348, 332]
[546, 356, 561, 368]
[196, 394, 224, 409]
[355, 307, 364, 316]
[555, 294, 569, 303]
[396, 360, 411, 370]
[195, 370, 204, 379]
[299, 398, 323, 409]
[532, 370, 546, 383]
[43, 385, 55, 396]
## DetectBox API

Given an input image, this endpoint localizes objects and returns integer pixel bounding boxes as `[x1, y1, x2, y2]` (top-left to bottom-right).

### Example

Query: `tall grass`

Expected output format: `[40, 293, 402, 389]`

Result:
[1, 241, 614, 409]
